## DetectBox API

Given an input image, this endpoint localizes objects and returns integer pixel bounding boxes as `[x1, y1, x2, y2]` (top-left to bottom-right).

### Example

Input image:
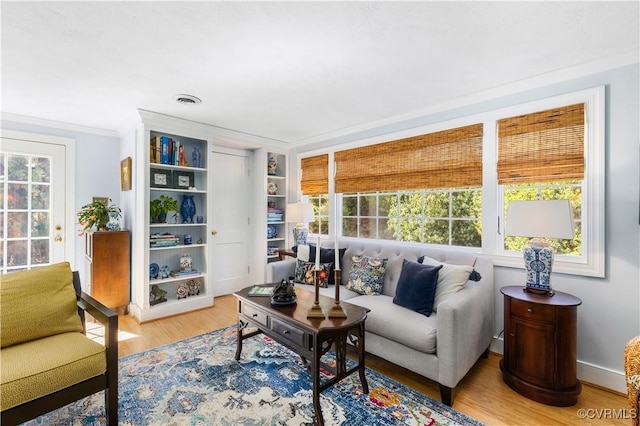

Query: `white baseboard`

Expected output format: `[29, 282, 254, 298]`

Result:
[490, 337, 626, 394]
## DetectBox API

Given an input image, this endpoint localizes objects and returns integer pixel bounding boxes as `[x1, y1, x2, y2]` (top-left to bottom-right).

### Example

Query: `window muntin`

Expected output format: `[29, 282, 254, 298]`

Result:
[341, 188, 482, 247]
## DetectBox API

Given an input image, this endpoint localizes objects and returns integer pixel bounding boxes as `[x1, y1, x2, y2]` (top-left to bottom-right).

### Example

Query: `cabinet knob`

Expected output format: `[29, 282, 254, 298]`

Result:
[54, 235, 63, 242]
[527, 308, 533, 313]
[283, 330, 289, 335]
[211, 229, 218, 236]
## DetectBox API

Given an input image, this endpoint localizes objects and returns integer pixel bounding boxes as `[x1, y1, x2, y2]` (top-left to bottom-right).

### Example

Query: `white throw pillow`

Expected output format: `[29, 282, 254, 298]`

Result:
[419, 255, 473, 311]
[297, 245, 310, 262]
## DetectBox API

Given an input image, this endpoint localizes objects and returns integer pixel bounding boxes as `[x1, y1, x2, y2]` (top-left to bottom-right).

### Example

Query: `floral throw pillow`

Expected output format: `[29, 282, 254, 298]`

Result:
[345, 255, 388, 295]
[294, 259, 332, 288]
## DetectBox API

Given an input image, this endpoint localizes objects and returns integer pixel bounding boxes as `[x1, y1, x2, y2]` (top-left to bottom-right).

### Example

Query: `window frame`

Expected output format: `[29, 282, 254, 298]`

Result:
[491, 86, 605, 277]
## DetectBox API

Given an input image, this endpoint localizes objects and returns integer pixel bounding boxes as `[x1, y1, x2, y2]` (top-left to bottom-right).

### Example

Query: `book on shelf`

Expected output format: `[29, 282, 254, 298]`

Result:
[150, 233, 180, 247]
[150, 136, 161, 163]
[170, 269, 201, 277]
[248, 285, 274, 296]
[161, 136, 170, 164]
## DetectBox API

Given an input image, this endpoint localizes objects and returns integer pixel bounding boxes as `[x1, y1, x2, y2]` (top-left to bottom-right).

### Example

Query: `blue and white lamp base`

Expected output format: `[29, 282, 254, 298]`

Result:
[292, 226, 309, 246]
[522, 239, 555, 296]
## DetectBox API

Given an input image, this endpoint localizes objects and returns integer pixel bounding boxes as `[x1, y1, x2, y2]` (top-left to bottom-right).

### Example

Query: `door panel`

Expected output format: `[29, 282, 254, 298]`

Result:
[1, 135, 70, 272]
[209, 150, 251, 296]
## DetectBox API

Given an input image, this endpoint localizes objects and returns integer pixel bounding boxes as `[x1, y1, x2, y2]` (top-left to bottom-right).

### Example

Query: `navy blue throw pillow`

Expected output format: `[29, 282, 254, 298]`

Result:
[307, 245, 347, 285]
[393, 259, 443, 317]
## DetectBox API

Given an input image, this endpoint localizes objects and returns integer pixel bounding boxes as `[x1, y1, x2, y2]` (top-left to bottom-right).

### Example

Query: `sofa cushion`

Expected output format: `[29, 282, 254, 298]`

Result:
[318, 284, 361, 300]
[297, 245, 346, 285]
[0, 332, 106, 410]
[346, 295, 437, 354]
[393, 260, 442, 317]
[345, 254, 388, 295]
[418, 255, 473, 312]
[294, 259, 332, 287]
[1, 262, 83, 348]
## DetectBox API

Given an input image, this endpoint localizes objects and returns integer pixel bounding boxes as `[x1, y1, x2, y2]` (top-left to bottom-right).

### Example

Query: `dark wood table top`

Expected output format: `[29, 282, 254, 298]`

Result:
[500, 285, 582, 306]
[235, 284, 369, 332]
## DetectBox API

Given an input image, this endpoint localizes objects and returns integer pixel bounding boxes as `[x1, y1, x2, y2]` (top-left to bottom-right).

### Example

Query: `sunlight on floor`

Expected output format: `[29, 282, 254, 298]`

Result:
[86, 321, 138, 345]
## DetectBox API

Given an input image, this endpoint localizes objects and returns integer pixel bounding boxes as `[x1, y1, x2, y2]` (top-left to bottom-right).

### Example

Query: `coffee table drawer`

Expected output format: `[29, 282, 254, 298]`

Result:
[241, 303, 268, 326]
[271, 317, 306, 347]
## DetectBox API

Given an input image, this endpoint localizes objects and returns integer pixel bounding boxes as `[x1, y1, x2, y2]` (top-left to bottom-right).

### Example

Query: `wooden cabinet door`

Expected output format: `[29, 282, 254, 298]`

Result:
[509, 316, 556, 389]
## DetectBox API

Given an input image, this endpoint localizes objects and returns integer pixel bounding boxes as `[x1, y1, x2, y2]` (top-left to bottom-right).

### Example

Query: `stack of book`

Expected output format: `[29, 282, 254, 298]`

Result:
[150, 233, 180, 248]
[150, 135, 187, 166]
[267, 207, 284, 223]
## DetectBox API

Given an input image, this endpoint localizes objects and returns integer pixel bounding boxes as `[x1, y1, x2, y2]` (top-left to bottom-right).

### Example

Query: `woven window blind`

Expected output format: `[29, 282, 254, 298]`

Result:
[334, 124, 483, 193]
[497, 103, 585, 184]
[300, 154, 328, 195]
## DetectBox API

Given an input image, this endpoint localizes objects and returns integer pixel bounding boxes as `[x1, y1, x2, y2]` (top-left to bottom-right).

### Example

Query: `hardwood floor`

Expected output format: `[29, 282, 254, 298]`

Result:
[117, 294, 630, 426]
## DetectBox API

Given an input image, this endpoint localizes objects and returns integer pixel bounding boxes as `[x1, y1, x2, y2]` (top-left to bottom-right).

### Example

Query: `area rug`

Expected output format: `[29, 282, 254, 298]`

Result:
[25, 326, 483, 426]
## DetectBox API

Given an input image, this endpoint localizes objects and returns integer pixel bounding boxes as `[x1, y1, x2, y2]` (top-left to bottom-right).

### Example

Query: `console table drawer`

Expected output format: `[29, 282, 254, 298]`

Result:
[241, 303, 268, 326]
[511, 298, 555, 322]
[271, 317, 306, 347]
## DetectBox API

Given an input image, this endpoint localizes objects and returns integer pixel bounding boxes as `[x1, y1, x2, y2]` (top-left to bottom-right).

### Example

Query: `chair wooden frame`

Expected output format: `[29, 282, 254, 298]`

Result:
[1, 271, 118, 426]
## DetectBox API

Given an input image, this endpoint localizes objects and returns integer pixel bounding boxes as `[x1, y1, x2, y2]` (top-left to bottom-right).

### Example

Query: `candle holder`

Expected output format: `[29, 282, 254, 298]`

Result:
[306, 269, 325, 318]
[328, 269, 347, 318]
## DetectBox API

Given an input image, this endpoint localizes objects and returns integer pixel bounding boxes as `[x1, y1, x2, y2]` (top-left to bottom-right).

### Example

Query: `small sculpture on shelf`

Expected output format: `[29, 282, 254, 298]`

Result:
[150, 284, 167, 306]
[176, 282, 189, 299]
[180, 195, 196, 224]
[192, 146, 201, 168]
[188, 279, 201, 296]
[268, 155, 277, 176]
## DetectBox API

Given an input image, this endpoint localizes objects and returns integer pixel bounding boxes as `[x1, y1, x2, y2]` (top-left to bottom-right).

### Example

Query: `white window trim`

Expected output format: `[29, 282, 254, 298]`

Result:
[490, 86, 605, 278]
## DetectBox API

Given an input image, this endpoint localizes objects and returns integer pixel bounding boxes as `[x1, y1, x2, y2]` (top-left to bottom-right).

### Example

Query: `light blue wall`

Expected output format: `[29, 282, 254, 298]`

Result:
[294, 63, 640, 381]
[0, 120, 121, 285]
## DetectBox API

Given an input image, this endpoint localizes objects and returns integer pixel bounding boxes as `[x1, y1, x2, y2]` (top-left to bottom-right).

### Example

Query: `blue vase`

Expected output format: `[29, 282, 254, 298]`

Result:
[181, 195, 196, 224]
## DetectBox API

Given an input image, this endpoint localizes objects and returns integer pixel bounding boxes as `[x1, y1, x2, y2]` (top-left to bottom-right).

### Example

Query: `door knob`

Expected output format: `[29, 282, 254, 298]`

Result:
[211, 229, 218, 236]
[54, 235, 63, 242]
[55, 225, 62, 231]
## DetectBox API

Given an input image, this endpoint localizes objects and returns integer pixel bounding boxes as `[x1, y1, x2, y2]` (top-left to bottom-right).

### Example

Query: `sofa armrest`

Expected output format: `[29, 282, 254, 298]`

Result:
[266, 259, 297, 283]
[436, 259, 494, 389]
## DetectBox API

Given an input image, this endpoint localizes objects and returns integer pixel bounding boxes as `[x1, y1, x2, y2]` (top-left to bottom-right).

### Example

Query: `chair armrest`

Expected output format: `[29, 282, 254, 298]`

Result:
[276, 249, 297, 261]
[267, 259, 297, 283]
[78, 291, 118, 354]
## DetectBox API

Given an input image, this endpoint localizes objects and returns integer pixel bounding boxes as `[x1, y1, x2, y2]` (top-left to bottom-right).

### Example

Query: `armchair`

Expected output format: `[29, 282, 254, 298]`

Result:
[1, 262, 118, 425]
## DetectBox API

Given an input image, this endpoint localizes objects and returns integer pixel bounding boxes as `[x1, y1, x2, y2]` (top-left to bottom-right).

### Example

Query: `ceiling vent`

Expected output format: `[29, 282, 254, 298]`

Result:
[174, 94, 202, 105]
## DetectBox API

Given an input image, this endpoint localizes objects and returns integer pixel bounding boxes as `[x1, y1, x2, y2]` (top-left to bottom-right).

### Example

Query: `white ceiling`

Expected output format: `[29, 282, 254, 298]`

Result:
[2, 1, 638, 146]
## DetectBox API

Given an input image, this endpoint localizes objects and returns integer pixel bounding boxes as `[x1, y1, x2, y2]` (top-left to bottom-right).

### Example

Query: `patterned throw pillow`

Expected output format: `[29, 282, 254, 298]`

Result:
[294, 259, 332, 288]
[345, 254, 388, 295]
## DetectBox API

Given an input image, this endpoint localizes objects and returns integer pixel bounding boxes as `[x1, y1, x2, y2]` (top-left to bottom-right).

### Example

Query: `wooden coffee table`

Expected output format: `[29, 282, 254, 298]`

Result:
[234, 284, 370, 426]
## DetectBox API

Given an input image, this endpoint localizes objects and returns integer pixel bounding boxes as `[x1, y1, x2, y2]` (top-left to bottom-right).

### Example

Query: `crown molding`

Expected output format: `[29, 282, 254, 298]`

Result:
[1, 112, 119, 138]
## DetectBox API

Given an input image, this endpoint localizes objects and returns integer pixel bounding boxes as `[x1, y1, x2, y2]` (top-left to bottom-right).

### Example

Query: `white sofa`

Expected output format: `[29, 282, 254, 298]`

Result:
[267, 238, 494, 406]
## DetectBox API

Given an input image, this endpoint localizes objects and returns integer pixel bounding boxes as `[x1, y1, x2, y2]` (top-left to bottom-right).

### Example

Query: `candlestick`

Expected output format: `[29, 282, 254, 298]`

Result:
[328, 269, 347, 318]
[306, 269, 325, 318]
[334, 236, 340, 270]
[315, 235, 320, 269]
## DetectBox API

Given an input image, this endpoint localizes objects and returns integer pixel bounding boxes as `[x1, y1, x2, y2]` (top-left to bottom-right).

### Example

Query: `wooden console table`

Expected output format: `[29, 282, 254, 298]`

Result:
[234, 285, 369, 426]
[500, 286, 582, 406]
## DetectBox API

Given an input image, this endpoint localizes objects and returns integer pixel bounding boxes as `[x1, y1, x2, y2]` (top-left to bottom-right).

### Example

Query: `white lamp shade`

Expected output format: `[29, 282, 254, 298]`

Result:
[286, 203, 315, 224]
[505, 200, 575, 239]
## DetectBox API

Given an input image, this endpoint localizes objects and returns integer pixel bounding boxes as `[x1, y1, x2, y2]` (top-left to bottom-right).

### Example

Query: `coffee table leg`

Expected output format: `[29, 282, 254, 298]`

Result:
[311, 335, 324, 426]
[235, 320, 243, 361]
[357, 322, 369, 394]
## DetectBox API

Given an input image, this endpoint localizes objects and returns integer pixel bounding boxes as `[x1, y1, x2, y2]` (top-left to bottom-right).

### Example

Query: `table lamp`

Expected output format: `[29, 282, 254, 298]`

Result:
[505, 199, 574, 296]
[286, 202, 315, 246]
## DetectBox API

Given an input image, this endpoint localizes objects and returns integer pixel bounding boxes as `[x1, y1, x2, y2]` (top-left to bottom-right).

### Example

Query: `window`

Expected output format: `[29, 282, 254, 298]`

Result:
[494, 87, 604, 277]
[342, 188, 482, 247]
[300, 154, 329, 235]
[308, 194, 329, 235]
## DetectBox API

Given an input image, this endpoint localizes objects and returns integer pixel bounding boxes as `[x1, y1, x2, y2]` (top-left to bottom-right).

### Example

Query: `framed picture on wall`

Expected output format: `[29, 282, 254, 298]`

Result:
[150, 168, 172, 189]
[172, 170, 195, 189]
[120, 157, 132, 191]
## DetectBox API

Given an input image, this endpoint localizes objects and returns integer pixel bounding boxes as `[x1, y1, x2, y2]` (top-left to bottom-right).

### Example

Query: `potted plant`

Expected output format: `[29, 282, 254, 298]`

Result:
[77, 198, 121, 234]
[150, 195, 178, 223]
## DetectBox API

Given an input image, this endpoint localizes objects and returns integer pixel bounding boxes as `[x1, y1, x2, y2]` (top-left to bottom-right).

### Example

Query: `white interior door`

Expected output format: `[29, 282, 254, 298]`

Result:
[209, 149, 251, 296]
[1, 132, 74, 273]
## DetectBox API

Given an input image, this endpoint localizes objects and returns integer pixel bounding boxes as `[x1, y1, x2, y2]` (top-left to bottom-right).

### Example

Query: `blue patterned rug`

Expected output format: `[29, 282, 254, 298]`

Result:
[25, 326, 483, 425]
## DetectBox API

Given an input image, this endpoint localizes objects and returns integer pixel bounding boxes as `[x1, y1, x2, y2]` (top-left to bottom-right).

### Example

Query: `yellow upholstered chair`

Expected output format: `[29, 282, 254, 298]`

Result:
[0, 262, 118, 425]
[625, 336, 640, 426]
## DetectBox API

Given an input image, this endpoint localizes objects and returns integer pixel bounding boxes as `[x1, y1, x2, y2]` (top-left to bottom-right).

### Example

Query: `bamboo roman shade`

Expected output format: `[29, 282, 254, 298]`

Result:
[300, 154, 328, 195]
[334, 124, 483, 193]
[497, 103, 585, 184]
